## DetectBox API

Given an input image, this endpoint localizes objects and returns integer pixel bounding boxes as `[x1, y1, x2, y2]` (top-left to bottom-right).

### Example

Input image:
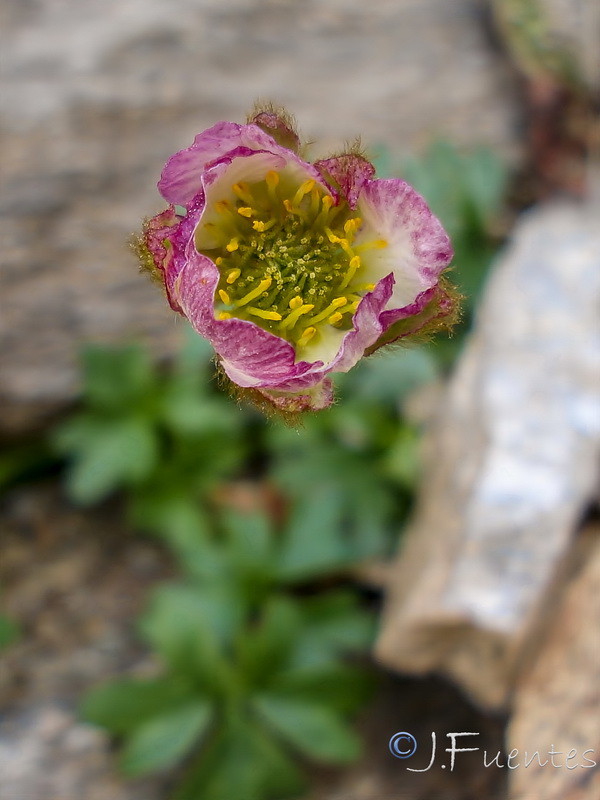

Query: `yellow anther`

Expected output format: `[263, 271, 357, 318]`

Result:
[218, 311, 232, 320]
[283, 199, 293, 213]
[218, 289, 231, 305]
[247, 307, 282, 321]
[265, 171, 280, 189]
[226, 238, 239, 252]
[289, 296, 303, 310]
[235, 276, 272, 307]
[344, 217, 362, 237]
[322, 195, 334, 211]
[232, 182, 254, 205]
[226, 268, 241, 284]
[297, 326, 317, 347]
[355, 282, 376, 292]
[306, 296, 348, 326]
[215, 200, 230, 214]
[328, 312, 343, 325]
[293, 179, 315, 206]
[252, 219, 276, 232]
[280, 303, 314, 330]
[324, 228, 343, 244]
[237, 206, 253, 218]
[215, 257, 224, 266]
[332, 296, 347, 308]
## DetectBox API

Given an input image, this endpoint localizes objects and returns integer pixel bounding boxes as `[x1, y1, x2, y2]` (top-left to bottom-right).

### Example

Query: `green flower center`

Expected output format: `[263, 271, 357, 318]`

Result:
[195, 170, 386, 349]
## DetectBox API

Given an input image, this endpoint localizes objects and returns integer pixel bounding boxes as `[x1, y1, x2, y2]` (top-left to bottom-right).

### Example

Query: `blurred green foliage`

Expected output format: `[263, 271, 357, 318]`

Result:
[51, 336, 430, 799]
[0, 612, 20, 650]
[0, 140, 508, 798]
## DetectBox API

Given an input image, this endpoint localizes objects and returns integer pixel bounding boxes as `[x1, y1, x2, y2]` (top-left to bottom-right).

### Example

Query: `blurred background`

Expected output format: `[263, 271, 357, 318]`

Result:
[1, 2, 598, 800]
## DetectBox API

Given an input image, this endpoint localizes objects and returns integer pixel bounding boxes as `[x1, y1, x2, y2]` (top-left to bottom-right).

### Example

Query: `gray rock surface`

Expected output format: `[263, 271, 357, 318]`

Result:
[506, 523, 600, 800]
[375, 202, 600, 709]
[0, 0, 521, 431]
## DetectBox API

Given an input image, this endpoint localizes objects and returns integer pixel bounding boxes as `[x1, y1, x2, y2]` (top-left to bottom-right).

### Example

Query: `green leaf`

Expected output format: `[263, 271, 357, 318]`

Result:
[276, 490, 349, 581]
[161, 383, 242, 438]
[252, 694, 361, 764]
[120, 700, 213, 777]
[129, 492, 229, 582]
[291, 593, 375, 669]
[0, 615, 19, 649]
[235, 597, 301, 687]
[223, 511, 274, 574]
[270, 664, 374, 715]
[273, 443, 395, 565]
[81, 345, 156, 411]
[462, 147, 508, 228]
[174, 718, 306, 800]
[62, 417, 159, 504]
[81, 677, 192, 735]
[345, 348, 439, 405]
[382, 425, 421, 489]
[139, 584, 241, 687]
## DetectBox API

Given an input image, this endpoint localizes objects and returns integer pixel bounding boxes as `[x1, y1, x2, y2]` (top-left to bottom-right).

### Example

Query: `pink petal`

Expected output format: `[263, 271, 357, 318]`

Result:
[357, 178, 453, 282]
[315, 154, 375, 209]
[158, 122, 284, 205]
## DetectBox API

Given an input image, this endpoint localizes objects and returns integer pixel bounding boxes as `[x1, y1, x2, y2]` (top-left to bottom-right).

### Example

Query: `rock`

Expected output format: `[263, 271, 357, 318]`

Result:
[0, 705, 164, 800]
[506, 523, 600, 800]
[375, 203, 600, 710]
[492, 0, 600, 91]
[0, 0, 521, 432]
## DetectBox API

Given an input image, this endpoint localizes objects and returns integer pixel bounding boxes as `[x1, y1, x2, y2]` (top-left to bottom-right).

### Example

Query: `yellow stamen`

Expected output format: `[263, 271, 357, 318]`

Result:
[226, 268, 241, 284]
[218, 311, 232, 320]
[310, 186, 321, 216]
[218, 289, 231, 305]
[324, 227, 342, 244]
[297, 326, 317, 347]
[237, 206, 253, 218]
[328, 311, 343, 325]
[265, 171, 280, 189]
[289, 296, 303, 310]
[226, 238, 239, 252]
[344, 217, 362, 237]
[354, 282, 376, 292]
[306, 296, 348, 326]
[235, 276, 273, 307]
[279, 303, 314, 330]
[215, 200, 230, 214]
[252, 219, 276, 232]
[215, 257, 224, 266]
[247, 307, 282, 321]
[232, 182, 254, 205]
[293, 179, 315, 206]
[339, 255, 361, 289]
[316, 195, 335, 225]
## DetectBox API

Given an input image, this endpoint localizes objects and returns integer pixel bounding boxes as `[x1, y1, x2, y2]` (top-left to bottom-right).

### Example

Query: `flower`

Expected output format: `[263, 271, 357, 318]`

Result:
[138, 109, 457, 415]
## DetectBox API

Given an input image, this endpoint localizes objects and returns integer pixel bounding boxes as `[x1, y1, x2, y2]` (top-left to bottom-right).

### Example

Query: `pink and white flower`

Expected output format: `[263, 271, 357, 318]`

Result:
[139, 110, 456, 414]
